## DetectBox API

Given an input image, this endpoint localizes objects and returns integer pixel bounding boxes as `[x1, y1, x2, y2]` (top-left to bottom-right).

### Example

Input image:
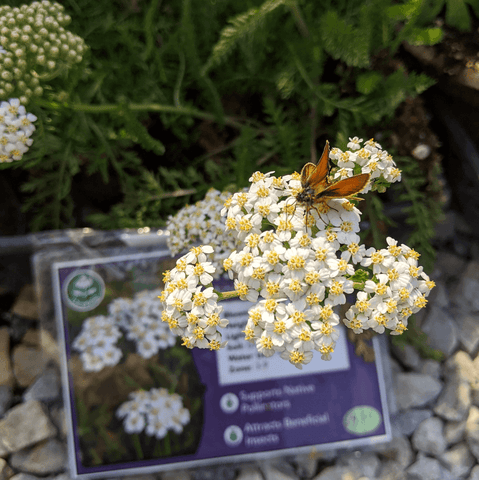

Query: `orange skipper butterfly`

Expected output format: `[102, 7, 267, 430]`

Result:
[295, 140, 370, 224]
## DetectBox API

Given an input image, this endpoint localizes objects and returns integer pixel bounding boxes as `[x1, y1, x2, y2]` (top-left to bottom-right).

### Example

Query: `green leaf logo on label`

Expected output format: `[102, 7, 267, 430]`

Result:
[63, 269, 105, 312]
[343, 405, 382, 435]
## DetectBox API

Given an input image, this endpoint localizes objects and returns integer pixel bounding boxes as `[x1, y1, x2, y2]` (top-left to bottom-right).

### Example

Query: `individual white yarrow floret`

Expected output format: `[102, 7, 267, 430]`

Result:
[117, 388, 190, 439]
[159, 245, 229, 351]
[0, 98, 37, 163]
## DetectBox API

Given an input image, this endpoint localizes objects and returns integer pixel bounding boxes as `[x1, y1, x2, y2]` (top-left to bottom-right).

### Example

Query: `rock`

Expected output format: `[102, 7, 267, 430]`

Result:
[160, 471, 192, 480]
[313, 465, 358, 480]
[433, 252, 466, 281]
[391, 343, 422, 370]
[9, 438, 65, 475]
[426, 280, 449, 309]
[336, 451, 380, 478]
[434, 376, 471, 421]
[9, 474, 42, 480]
[440, 442, 475, 479]
[261, 461, 298, 480]
[12, 345, 49, 388]
[0, 457, 14, 480]
[393, 409, 433, 436]
[0, 400, 56, 455]
[394, 373, 443, 410]
[236, 466, 264, 480]
[412, 143, 431, 160]
[466, 406, 479, 461]
[49, 407, 67, 439]
[192, 465, 237, 480]
[11, 284, 38, 320]
[454, 261, 479, 311]
[0, 386, 12, 417]
[456, 311, 479, 354]
[412, 416, 447, 455]
[470, 465, 479, 480]
[406, 453, 454, 480]
[420, 359, 442, 379]
[421, 306, 459, 357]
[294, 453, 319, 479]
[444, 419, 467, 445]
[373, 435, 413, 469]
[0, 328, 14, 388]
[376, 460, 407, 480]
[23, 367, 60, 403]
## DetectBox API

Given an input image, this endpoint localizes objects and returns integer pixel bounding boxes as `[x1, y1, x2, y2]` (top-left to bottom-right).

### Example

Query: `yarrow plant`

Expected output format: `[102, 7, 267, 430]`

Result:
[72, 288, 176, 372]
[0, 98, 37, 163]
[0, 0, 87, 104]
[116, 387, 191, 439]
[161, 137, 435, 369]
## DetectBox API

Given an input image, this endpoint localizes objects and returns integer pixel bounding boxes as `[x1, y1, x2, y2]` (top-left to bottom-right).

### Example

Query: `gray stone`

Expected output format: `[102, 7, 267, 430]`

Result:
[456, 311, 479, 355]
[236, 466, 264, 480]
[336, 451, 380, 478]
[23, 367, 60, 402]
[412, 416, 447, 456]
[466, 406, 479, 461]
[434, 377, 471, 421]
[313, 465, 358, 480]
[0, 457, 14, 479]
[373, 435, 413, 468]
[161, 471, 191, 480]
[406, 453, 455, 480]
[49, 407, 67, 439]
[444, 419, 467, 445]
[0, 328, 14, 388]
[394, 373, 442, 410]
[426, 280, 449, 309]
[9, 475, 42, 480]
[421, 306, 459, 357]
[294, 453, 319, 479]
[440, 442, 475, 479]
[12, 345, 49, 388]
[0, 400, 56, 455]
[455, 261, 479, 311]
[393, 409, 433, 436]
[469, 465, 479, 480]
[10, 438, 66, 475]
[261, 461, 298, 480]
[376, 460, 407, 480]
[433, 252, 466, 281]
[0, 385, 12, 417]
[420, 359, 442, 379]
[391, 343, 422, 370]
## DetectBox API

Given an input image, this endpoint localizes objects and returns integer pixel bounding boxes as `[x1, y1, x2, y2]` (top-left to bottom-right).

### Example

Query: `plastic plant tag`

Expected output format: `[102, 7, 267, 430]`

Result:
[51, 248, 392, 479]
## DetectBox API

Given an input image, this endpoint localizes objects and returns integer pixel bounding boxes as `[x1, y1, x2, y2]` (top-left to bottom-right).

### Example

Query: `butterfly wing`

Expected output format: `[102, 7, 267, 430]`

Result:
[300, 141, 330, 189]
[317, 173, 370, 199]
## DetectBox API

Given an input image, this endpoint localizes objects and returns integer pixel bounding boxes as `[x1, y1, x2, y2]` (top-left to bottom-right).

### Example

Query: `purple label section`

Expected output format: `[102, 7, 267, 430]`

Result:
[191, 332, 386, 459]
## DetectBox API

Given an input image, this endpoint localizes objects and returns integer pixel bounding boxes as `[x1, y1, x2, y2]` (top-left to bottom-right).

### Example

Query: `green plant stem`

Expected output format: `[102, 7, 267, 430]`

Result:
[215, 290, 239, 301]
[132, 434, 144, 459]
[34, 99, 260, 131]
[288, 1, 310, 38]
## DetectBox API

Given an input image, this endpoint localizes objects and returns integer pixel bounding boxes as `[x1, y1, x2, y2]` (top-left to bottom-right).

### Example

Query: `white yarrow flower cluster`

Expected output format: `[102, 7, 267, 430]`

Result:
[345, 238, 435, 335]
[72, 315, 123, 372]
[160, 245, 229, 351]
[330, 137, 402, 188]
[116, 388, 190, 438]
[161, 138, 434, 369]
[0, 98, 37, 163]
[73, 289, 177, 372]
[166, 188, 240, 276]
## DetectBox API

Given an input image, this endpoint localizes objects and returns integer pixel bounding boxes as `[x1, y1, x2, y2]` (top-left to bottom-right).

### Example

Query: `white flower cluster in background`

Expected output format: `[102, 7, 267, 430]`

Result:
[73, 288, 176, 372]
[116, 388, 190, 439]
[160, 137, 435, 369]
[166, 188, 240, 276]
[330, 137, 402, 190]
[0, 98, 37, 163]
[159, 245, 228, 351]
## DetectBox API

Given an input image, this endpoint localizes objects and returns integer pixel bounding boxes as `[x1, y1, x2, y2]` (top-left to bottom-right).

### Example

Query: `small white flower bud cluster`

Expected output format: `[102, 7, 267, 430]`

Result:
[166, 188, 240, 277]
[116, 388, 190, 439]
[159, 245, 229, 351]
[73, 289, 176, 372]
[0, 1, 87, 104]
[0, 98, 36, 162]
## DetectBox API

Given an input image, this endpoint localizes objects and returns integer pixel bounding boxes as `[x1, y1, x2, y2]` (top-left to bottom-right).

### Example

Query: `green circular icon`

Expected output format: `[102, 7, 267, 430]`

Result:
[343, 405, 382, 435]
[63, 269, 105, 312]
